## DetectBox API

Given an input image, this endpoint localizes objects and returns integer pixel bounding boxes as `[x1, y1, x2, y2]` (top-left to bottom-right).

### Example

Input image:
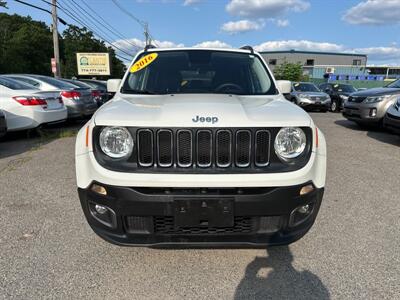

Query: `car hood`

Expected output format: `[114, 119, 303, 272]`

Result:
[351, 87, 400, 97]
[94, 94, 312, 128]
[294, 92, 328, 97]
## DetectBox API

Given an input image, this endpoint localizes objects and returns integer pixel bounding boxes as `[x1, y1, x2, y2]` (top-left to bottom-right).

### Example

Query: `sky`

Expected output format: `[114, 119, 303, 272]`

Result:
[2, 0, 400, 65]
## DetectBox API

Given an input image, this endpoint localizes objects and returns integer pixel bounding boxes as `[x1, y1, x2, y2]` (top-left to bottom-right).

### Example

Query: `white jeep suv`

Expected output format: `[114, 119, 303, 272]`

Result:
[75, 47, 327, 247]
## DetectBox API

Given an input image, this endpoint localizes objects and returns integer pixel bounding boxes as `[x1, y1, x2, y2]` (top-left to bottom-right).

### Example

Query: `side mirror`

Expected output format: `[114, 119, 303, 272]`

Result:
[276, 80, 291, 94]
[107, 79, 122, 93]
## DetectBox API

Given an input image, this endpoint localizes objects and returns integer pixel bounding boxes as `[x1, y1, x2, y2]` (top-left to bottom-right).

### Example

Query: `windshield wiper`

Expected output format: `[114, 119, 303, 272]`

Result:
[121, 88, 157, 95]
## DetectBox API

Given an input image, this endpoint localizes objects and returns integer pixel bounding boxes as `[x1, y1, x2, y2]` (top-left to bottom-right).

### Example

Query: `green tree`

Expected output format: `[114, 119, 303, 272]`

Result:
[0, 1, 7, 9]
[0, 13, 53, 74]
[62, 25, 125, 79]
[273, 60, 308, 82]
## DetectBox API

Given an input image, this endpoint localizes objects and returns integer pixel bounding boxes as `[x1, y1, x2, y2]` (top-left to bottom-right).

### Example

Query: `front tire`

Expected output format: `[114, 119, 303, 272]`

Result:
[330, 100, 339, 112]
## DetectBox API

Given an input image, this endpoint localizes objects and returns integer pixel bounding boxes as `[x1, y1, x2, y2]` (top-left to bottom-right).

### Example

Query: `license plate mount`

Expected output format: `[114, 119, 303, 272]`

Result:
[174, 198, 234, 228]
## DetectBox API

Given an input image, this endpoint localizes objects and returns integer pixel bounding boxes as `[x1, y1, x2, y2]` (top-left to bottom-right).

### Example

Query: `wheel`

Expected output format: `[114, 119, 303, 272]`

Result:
[330, 100, 338, 112]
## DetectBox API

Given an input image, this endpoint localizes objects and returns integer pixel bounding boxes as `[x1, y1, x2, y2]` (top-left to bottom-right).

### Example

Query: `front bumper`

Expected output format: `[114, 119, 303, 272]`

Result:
[383, 111, 400, 134]
[78, 182, 324, 247]
[342, 101, 386, 124]
[298, 99, 330, 110]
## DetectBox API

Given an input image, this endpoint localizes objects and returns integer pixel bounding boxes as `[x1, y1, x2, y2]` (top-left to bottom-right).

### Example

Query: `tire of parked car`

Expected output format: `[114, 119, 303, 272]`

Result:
[330, 100, 339, 112]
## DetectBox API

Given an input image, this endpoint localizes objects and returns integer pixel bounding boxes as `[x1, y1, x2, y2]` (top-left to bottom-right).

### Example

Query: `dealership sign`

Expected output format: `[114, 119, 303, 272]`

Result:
[76, 53, 111, 76]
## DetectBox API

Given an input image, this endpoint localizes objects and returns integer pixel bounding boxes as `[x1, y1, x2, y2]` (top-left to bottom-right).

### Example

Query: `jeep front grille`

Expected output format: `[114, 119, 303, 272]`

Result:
[136, 128, 271, 170]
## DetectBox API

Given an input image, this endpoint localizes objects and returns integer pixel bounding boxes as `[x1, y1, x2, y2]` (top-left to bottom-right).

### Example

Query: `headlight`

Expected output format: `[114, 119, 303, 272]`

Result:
[99, 126, 133, 158]
[364, 95, 392, 103]
[298, 94, 310, 99]
[274, 127, 307, 160]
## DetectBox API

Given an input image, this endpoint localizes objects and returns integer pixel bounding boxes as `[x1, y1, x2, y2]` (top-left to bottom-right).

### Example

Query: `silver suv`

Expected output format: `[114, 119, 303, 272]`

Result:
[286, 82, 331, 112]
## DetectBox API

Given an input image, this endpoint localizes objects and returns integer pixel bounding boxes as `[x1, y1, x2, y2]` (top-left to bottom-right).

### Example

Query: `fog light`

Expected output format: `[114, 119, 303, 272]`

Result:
[289, 203, 315, 227]
[95, 204, 108, 215]
[91, 184, 107, 195]
[298, 204, 311, 214]
[370, 108, 377, 117]
[300, 184, 314, 196]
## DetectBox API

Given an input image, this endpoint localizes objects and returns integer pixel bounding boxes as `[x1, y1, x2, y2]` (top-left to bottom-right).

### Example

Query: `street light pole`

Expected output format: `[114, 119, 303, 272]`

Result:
[51, 0, 61, 78]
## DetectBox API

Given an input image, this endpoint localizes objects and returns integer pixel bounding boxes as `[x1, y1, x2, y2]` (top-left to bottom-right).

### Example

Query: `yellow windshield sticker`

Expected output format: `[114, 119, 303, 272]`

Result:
[130, 53, 158, 73]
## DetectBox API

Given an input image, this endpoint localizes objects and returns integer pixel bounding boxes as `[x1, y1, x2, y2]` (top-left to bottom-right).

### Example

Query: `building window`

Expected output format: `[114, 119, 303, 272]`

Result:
[353, 59, 362, 66]
[269, 59, 277, 65]
[305, 59, 314, 66]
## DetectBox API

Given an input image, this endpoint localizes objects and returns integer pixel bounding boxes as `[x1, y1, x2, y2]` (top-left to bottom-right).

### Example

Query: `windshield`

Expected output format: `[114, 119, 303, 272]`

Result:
[122, 50, 277, 95]
[0, 76, 38, 90]
[293, 83, 320, 92]
[385, 79, 400, 88]
[333, 84, 356, 93]
[34, 76, 77, 89]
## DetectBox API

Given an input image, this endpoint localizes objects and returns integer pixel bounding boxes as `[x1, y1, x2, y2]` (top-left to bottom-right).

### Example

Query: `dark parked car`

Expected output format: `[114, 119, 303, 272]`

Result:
[383, 97, 400, 135]
[342, 79, 400, 126]
[0, 109, 7, 138]
[79, 79, 112, 103]
[319, 83, 357, 112]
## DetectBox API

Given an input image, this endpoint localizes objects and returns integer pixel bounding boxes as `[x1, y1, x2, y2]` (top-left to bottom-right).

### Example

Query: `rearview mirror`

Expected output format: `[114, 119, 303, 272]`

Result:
[276, 80, 291, 94]
[107, 79, 122, 93]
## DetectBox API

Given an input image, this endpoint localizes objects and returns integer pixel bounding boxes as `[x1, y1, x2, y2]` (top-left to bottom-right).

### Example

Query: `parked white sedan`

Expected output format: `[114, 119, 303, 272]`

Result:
[0, 76, 67, 131]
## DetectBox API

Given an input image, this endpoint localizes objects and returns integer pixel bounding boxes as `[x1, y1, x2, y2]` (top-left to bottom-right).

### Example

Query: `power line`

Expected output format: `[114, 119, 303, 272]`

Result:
[77, 0, 141, 50]
[14, 0, 67, 24]
[111, 0, 157, 46]
[54, 0, 134, 59]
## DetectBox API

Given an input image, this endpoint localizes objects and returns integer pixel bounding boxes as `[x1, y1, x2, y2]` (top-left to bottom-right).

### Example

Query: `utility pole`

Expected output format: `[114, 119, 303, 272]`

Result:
[51, 0, 61, 78]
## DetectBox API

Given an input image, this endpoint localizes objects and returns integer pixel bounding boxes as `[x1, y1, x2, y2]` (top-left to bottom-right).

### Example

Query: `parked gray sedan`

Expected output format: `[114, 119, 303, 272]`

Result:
[286, 82, 331, 112]
[5, 74, 97, 118]
[343, 79, 400, 126]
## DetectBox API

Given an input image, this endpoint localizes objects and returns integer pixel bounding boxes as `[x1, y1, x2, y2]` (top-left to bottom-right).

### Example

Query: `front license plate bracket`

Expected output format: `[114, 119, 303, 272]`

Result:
[174, 198, 234, 228]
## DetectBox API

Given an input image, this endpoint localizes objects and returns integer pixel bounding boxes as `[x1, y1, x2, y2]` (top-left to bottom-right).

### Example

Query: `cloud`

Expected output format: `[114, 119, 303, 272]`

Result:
[254, 40, 344, 52]
[276, 19, 289, 27]
[343, 0, 400, 25]
[193, 40, 232, 48]
[349, 46, 400, 63]
[183, 0, 202, 6]
[221, 20, 264, 34]
[112, 38, 184, 57]
[226, 0, 310, 19]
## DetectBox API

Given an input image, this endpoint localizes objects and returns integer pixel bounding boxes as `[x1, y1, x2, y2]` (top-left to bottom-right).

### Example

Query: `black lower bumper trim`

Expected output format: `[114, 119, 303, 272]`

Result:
[78, 182, 324, 247]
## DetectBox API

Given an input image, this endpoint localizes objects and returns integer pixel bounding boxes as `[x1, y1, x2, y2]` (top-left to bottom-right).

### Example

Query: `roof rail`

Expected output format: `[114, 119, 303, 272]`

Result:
[144, 44, 157, 52]
[240, 45, 254, 53]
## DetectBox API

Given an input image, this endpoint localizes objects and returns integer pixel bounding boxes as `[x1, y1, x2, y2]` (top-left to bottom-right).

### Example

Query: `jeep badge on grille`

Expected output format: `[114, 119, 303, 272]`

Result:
[192, 115, 219, 124]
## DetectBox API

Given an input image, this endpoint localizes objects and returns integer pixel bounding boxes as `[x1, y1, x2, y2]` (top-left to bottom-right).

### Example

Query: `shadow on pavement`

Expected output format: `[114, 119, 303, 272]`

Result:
[0, 120, 85, 159]
[335, 119, 400, 146]
[234, 246, 330, 300]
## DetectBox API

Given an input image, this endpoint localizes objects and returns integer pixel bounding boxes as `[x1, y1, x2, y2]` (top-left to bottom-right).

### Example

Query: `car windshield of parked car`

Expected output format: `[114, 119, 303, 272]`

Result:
[293, 83, 320, 92]
[34, 76, 78, 89]
[122, 50, 277, 95]
[385, 79, 400, 88]
[0, 77, 38, 90]
[333, 84, 356, 93]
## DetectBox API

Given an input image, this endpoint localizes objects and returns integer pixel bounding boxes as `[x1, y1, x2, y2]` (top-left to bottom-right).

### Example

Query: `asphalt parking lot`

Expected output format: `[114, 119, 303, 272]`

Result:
[0, 113, 399, 300]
